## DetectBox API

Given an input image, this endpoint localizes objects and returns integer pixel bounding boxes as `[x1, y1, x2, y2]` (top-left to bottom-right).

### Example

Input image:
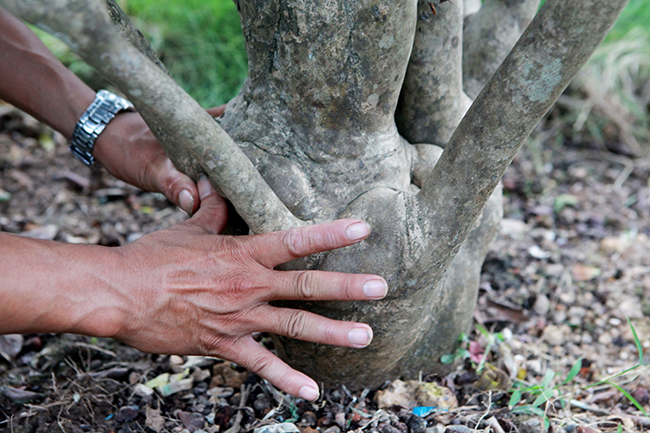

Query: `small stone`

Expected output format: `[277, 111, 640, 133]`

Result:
[541, 324, 566, 346]
[444, 426, 472, 433]
[598, 332, 613, 345]
[170, 355, 184, 365]
[533, 295, 550, 316]
[300, 411, 317, 426]
[323, 426, 341, 433]
[406, 415, 427, 433]
[500, 219, 528, 239]
[178, 411, 205, 432]
[528, 245, 551, 259]
[545, 264, 565, 278]
[379, 423, 401, 433]
[613, 298, 644, 320]
[207, 386, 234, 398]
[518, 418, 541, 433]
[426, 427, 444, 433]
[116, 405, 139, 422]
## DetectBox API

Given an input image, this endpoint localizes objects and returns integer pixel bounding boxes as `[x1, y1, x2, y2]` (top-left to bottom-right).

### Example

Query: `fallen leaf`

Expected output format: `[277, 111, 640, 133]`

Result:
[571, 264, 601, 281]
[375, 379, 457, 410]
[0, 386, 43, 403]
[145, 373, 170, 389]
[146, 406, 165, 432]
[254, 423, 300, 433]
[177, 410, 205, 432]
[157, 378, 193, 397]
[0, 334, 23, 362]
[554, 194, 579, 213]
[20, 224, 58, 240]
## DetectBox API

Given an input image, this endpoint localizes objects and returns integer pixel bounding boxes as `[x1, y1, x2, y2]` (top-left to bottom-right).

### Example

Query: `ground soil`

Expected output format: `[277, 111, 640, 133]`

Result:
[1, 100, 649, 433]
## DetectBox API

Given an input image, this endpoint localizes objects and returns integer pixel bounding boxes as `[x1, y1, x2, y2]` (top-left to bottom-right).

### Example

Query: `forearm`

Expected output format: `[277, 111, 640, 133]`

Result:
[0, 5, 94, 139]
[0, 232, 126, 337]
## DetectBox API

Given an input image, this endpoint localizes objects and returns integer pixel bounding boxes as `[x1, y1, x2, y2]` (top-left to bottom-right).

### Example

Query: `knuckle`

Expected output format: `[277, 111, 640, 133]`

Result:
[198, 334, 232, 356]
[285, 310, 310, 340]
[295, 271, 318, 299]
[282, 228, 308, 258]
[246, 353, 274, 375]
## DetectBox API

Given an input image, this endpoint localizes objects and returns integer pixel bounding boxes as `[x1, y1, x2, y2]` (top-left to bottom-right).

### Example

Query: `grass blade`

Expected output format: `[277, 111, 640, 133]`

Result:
[627, 317, 644, 365]
[561, 358, 583, 386]
[509, 390, 522, 408]
[606, 380, 648, 416]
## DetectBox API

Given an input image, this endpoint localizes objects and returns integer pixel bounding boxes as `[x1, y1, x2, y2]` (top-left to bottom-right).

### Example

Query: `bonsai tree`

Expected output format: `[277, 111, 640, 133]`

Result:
[0, 0, 628, 389]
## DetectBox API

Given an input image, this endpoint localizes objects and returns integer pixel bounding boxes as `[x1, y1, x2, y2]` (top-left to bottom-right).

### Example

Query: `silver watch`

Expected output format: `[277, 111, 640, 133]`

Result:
[69, 90, 134, 167]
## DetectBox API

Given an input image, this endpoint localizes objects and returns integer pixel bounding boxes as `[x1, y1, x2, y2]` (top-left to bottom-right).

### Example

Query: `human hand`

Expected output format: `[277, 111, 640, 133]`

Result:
[93, 104, 228, 215]
[110, 178, 387, 400]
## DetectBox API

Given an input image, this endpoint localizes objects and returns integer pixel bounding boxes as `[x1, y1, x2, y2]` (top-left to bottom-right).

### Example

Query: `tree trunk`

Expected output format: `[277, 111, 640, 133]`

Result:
[1, 0, 629, 389]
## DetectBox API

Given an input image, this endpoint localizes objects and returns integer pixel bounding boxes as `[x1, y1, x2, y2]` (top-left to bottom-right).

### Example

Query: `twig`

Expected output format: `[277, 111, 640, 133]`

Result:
[486, 416, 505, 433]
[474, 391, 492, 432]
[569, 399, 610, 416]
[73, 342, 116, 358]
[225, 384, 250, 433]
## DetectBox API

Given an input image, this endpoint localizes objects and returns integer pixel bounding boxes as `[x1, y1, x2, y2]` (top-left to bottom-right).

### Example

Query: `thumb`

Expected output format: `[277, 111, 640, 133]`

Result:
[187, 176, 229, 234]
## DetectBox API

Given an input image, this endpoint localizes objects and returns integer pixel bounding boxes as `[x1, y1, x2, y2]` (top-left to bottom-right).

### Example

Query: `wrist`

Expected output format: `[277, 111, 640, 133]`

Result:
[69, 90, 134, 167]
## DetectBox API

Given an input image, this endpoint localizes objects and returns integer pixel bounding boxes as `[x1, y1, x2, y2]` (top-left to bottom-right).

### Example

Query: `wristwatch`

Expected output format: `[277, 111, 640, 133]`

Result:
[69, 90, 134, 167]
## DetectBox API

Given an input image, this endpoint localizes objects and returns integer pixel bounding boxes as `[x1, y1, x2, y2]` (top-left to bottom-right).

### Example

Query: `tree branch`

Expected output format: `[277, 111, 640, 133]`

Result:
[396, 0, 470, 146]
[1, 0, 302, 233]
[104, 0, 168, 75]
[416, 0, 628, 278]
[463, 0, 540, 99]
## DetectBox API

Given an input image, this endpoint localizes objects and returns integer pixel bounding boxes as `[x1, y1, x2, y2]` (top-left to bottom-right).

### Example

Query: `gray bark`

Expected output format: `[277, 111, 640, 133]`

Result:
[0, 0, 629, 388]
[463, 0, 540, 99]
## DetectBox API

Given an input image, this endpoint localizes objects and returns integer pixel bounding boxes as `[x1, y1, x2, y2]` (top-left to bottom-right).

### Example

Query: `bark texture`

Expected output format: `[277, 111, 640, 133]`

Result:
[1, 0, 629, 388]
[463, 0, 540, 99]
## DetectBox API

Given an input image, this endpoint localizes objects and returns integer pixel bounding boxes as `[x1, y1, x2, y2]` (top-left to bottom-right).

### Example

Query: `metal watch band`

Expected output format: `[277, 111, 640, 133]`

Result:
[69, 90, 134, 167]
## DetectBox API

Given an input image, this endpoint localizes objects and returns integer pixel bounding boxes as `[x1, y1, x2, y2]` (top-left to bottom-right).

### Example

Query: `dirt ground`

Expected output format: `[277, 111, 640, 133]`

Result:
[1, 100, 649, 433]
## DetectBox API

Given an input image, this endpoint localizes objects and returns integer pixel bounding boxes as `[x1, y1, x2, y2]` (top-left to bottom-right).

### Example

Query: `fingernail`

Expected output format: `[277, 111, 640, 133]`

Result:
[348, 327, 373, 347]
[298, 385, 320, 401]
[345, 221, 370, 242]
[198, 175, 213, 200]
[363, 279, 388, 299]
[179, 190, 194, 215]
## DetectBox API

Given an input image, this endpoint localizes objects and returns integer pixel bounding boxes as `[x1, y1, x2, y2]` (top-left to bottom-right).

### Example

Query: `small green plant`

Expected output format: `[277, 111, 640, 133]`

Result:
[584, 318, 650, 415]
[509, 318, 650, 426]
[440, 333, 470, 365]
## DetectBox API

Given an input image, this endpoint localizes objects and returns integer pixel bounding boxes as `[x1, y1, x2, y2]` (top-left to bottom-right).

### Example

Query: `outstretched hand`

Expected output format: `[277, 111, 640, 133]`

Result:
[112, 178, 387, 400]
[93, 105, 227, 215]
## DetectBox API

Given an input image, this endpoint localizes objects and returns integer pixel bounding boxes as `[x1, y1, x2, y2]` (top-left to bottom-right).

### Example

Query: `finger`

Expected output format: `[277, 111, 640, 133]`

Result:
[254, 305, 374, 349]
[187, 176, 229, 234]
[262, 270, 388, 302]
[153, 158, 200, 215]
[248, 219, 371, 268]
[207, 104, 228, 118]
[227, 336, 320, 400]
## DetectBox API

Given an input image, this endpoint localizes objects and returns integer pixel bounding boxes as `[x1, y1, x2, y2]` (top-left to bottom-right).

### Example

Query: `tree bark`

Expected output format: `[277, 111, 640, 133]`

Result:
[1, 0, 629, 388]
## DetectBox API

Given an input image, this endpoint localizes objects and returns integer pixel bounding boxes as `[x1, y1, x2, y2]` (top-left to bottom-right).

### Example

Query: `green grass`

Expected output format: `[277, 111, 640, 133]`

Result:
[122, 0, 247, 108]
[35, 0, 247, 108]
[606, 0, 650, 42]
